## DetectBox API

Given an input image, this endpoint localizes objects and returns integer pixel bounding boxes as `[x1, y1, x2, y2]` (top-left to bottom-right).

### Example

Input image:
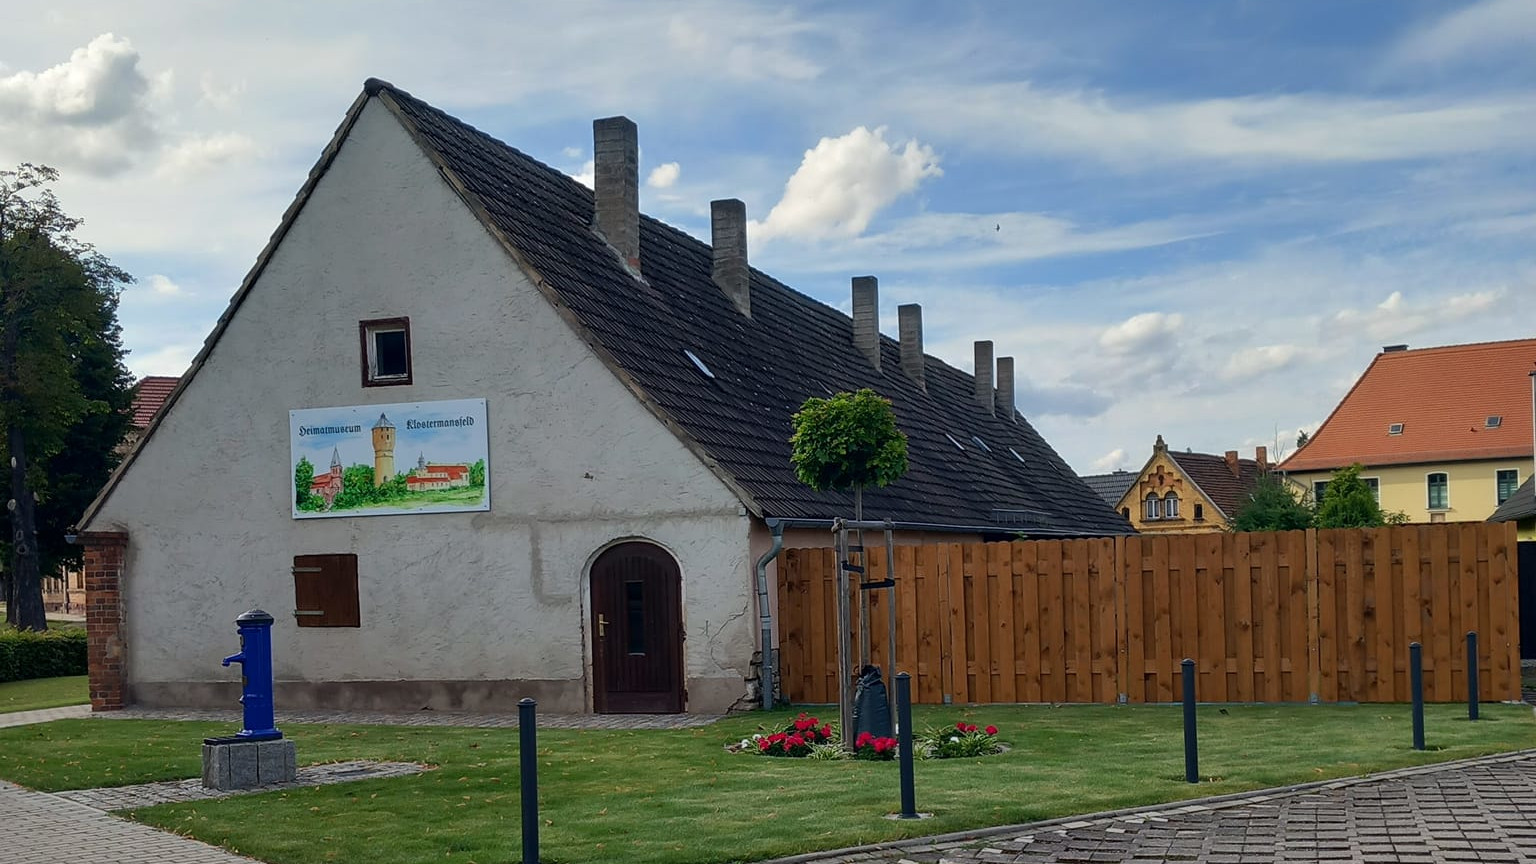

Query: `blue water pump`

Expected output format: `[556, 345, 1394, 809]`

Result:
[220, 609, 283, 741]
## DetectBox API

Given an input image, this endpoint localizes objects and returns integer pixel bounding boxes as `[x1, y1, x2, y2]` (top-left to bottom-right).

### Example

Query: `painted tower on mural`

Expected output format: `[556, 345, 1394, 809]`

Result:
[371, 413, 396, 485]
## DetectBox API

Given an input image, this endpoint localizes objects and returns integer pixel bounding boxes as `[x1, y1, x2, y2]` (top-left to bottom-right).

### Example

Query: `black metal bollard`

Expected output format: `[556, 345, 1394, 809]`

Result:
[1466, 631, 1479, 721]
[1409, 643, 1425, 751]
[519, 698, 539, 864]
[1182, 658, 1198, 784]
[895, 672, 918, 819]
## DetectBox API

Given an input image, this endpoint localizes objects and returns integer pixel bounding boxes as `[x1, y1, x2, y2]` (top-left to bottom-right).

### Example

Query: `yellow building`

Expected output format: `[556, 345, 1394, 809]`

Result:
[1280, 339, 1535, 524]
[1095, 435, 1268, 534]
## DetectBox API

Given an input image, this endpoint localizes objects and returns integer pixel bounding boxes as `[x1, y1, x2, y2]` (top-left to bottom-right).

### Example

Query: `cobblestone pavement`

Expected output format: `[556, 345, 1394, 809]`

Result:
[2, 780, 259, 863]
[57, 760, 427, 811]
[0, 703, 91, 728]
[99, 706, 722, 729]
[766, 751, 1536, 864]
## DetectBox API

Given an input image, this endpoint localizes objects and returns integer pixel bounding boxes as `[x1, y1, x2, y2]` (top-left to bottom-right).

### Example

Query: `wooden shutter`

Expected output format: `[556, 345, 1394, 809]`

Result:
[292, 554, 360, 627]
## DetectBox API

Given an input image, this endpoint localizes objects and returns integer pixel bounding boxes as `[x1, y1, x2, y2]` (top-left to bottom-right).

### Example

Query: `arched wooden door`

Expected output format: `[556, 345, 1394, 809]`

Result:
[590, 542, 684, 713]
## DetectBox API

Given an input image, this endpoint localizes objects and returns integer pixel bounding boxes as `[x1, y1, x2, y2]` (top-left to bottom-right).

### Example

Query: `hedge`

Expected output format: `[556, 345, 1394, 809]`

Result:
[0, 628, 89, 683]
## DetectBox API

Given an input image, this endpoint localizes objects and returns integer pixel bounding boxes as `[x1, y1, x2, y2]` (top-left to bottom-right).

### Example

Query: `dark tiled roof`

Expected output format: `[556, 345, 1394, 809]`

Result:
[131, 376, 179, 428]
[1489, 476, 1536, 523]
[373, 81, 1129, 536]
[1079, 471, 1137, 507]
[1169, 451, 1263, 520]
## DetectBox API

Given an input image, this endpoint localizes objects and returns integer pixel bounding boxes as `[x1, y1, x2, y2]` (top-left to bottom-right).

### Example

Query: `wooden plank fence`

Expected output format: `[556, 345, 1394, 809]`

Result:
[776, 523, 1521, 704]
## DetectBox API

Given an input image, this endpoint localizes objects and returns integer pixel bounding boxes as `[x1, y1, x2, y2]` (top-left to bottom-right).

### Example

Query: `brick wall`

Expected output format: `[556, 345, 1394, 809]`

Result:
[81, 531, 128, 711]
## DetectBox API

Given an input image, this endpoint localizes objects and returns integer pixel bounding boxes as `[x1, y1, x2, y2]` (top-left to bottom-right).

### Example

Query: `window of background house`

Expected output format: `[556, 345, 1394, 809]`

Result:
[1164, 492, 1180, 518]
[1363, 477, 1380, 503]
[1121, 507, 1131, 519]
[1144, 493, 1161, 521]
[1426, 473, 1449, 510]
[292, 554, 360, 627]
[360, 318, 412, 386]
[1496, 469, 1519, 505]
[1312, 481, 1329, 503]
[1194, 503, 1204, 521]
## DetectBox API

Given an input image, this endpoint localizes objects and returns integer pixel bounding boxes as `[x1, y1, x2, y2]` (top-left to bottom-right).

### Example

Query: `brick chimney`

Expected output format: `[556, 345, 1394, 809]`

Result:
[996, 356, 1015, 421]
[593, 116, 640, 273]
[1225, 450, 1240, 478]
[974, 340, 994, 415]
[1255, 446, 1268, 473]
[852, 276, 880, 371]
[898, 303, 925, 390]
[710, 199, 749, 316]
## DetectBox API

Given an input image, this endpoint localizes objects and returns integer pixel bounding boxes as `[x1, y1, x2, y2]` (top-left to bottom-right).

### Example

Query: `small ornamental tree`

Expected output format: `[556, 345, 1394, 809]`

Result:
[789, 389, 908, 520]
[1315, 462, 1406, 528]
[1231, 473, 1314, 532]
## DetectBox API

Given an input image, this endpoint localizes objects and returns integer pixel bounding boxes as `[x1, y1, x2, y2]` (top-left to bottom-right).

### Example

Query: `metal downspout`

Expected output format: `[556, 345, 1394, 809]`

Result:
[753, 518, 786, 711]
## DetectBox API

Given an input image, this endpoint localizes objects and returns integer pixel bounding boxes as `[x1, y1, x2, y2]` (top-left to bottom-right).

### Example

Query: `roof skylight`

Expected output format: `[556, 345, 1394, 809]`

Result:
[684, 349, 715, 380]
[1388, 422, 1404, 435]
[971, 435, 991, 453]
[1009, 447, 1026, 464]
[1486, 415, 1503, 429]
[944, 433, 965, 451]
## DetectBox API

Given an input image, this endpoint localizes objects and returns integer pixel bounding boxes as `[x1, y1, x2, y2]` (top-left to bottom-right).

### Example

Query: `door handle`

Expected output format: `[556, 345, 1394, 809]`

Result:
[598, 614, 608, 638]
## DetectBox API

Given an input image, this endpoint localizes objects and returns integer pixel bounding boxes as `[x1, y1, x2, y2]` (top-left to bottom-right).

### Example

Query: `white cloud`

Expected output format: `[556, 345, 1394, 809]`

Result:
[646, 161, 680, 189]
[156, 132, 261, 178]
[570, 159, 594, 189]
[1220, 344, 1309, 382]
[1091, 448, 1127, 471]
[889, 83, 1536, 167]
[1326, 288, 1505, 341]
[126, 342, 197, 378]
[665, 15, 823, 83]
[0, 34, 160, 175]
[1390, 0, 1536, 66]
[146, 274, 184, 297]
[752, 126, 941, 241]
[1098, 311, 1183, 355]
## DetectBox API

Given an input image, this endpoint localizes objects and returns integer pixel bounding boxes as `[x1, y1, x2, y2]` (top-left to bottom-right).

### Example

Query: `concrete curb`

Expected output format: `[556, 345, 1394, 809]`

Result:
[751, 748, 1536, 864]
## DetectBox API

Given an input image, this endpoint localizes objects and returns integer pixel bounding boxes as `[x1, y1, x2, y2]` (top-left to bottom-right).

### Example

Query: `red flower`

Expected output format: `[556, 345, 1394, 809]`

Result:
[856, 731, 873, 747]
[820, 724, 832, 739]
[968, 724, 979, 733]
[955, 721, 967, 731]
[985, 725, 998, 736]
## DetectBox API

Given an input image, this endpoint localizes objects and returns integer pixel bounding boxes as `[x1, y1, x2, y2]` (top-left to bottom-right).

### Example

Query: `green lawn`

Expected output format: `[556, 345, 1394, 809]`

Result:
[0, 675, 88, 714]
[0, 704, 1531, 864]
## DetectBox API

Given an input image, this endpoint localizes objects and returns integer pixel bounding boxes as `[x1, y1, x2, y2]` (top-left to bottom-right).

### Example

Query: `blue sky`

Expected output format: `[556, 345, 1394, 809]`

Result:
[3, 1, 1532, 474]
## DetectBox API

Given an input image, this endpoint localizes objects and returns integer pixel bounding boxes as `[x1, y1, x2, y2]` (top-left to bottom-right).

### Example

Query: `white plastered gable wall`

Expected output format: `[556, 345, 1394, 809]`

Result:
[86, 96, 756, 713]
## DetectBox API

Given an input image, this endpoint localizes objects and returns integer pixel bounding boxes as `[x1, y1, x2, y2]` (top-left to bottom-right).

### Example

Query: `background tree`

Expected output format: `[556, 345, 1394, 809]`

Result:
[1295, 429, 1310, 449]
[789, 388, 909, 521]
[0, 164, 133, 630]
[1231, 473, 1314, 532]
[1314, 462, 1392, 528]
[294, 456, 316, 508]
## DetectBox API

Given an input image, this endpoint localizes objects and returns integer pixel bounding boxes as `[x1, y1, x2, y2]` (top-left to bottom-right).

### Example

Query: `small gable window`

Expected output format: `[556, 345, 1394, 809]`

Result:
[1143, 492, 1161, 521]
[1121, 507, 1130, 519]
[1427, 472, 1449, 510]
[360, 317, 412, 387]
[1163, 492, 1180, 519]
[1193, 503, 1204, 521]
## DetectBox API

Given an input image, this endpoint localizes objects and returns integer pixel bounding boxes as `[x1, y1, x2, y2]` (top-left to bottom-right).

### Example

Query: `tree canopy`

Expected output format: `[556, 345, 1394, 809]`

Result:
[1314, 462, 1404, 528]
[789, 389, 908, 513]
[1, 163, 133, 630]
[1231, 472, 1314, 532]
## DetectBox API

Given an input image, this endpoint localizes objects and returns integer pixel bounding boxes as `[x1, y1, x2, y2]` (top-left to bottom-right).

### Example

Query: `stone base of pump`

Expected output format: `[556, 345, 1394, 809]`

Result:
[201, 737, 296, 790]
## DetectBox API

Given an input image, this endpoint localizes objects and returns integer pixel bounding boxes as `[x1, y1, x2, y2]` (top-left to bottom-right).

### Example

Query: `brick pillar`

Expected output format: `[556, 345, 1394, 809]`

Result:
[80, 531, 128, 711]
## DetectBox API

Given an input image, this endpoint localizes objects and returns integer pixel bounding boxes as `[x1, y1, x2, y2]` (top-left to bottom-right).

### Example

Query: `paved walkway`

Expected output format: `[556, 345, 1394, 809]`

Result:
[768, 750, 1536, 864]
[99, 705, 722, 729]
[2, 780, 259, 863]
[0, 703, 91, 728]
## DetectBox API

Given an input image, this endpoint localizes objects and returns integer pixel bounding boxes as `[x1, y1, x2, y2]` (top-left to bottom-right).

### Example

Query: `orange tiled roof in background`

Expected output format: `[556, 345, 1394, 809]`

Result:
[130, 376, 180, 429]
[1279, 338, 1536, 472]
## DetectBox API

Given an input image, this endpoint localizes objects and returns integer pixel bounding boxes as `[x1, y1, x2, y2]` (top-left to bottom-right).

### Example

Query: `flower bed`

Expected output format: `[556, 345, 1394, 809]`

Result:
[750, 713, 835, 757]
[916, 721, 1003, 759]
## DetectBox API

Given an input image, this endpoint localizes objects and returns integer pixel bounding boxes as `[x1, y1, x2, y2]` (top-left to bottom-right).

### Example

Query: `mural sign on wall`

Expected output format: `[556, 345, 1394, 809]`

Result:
[290, 398, 489, 519]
